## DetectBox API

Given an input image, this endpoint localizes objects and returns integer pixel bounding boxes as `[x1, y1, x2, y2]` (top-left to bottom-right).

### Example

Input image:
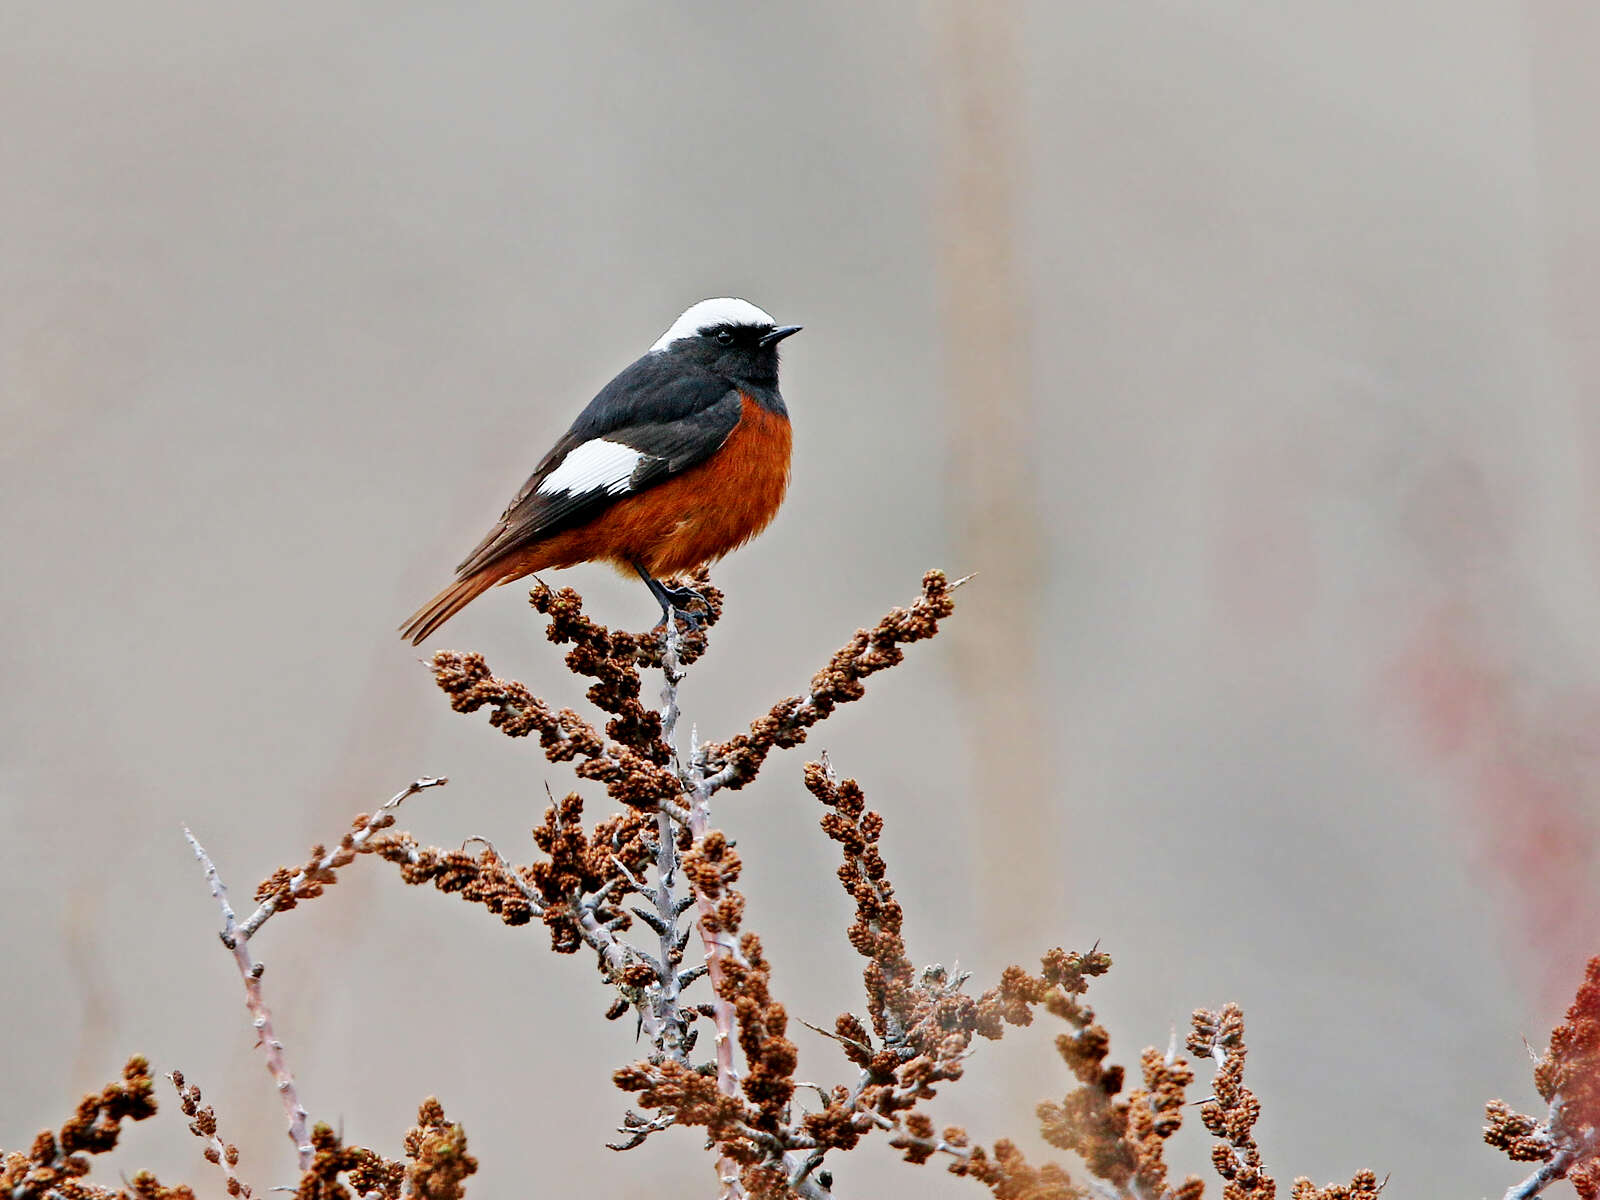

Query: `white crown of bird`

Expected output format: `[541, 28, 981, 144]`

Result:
[650, 298, 778, 352]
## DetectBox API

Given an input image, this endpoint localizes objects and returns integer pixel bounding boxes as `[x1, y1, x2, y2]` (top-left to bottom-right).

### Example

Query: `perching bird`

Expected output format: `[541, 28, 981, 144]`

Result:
[401, 298, 801, 644]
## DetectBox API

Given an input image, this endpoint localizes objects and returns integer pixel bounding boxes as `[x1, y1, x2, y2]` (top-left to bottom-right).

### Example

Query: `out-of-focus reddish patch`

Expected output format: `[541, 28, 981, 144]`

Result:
[1389, 604, 1600, 1005]
[1394, 603, 1500, 759]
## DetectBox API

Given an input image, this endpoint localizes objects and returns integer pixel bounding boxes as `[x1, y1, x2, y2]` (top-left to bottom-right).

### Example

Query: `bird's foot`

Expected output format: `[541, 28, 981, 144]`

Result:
[653, 590, 708, 633]
[636, 563, 710, 634]
[660, 580, 708, 617]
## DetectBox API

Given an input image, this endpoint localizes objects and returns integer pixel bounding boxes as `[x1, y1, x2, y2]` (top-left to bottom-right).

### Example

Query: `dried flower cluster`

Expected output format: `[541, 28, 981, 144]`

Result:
[1189, 1004, 1271, 1198]
[7, 568, 1596, 1200]
[0, 1058, 187, 1200]
[701, 573, 960, 792]
[1486, 956, 1600, 1198]
[170, 1070, 250, 1199]
[276, 1097, 475, 1200]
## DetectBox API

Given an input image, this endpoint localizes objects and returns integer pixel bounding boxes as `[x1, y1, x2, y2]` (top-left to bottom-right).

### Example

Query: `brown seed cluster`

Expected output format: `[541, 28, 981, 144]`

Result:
[1484, 1099, 1554, 1163]
[365, 794, 652, 957]
[1189, 1006, 1381, 1200]
[1035, 1036, 1202, 1199]
[686, 832, 799, 1129]
[610, 1061, 751, 1159]
[808, 763, 1101, 1089]
[259, 1098, 473, 1200]
[804, 761, 912, 1048]
[169, 1070, 250, 1199]
[1288, 1171, 1385, 1200]
[921, 950, 1202, 1200]
[1485, 955, 1600, 1197]
[1123, 1048, 1205, 1199]
[0, 1058, 192, 1200]
[402, 1098, 479, 1200]
[703, 570, 958, 791]
[614, 825, 803, 1196]
[1535, 956, 1600, 1132]
[530, 581, 671, 760]
[525, 794, 654, 951]
[253, 810, 399, 915]
[431, 649, 680, 810]
[294, 1123, 400, 1200]
[427, 574, 723, 812]
[942, 1137, 1081, 1199]
[1188, 1005, 1272, 1199]
[799, 759, 1210, 1200]
[367, 836, 542, 927]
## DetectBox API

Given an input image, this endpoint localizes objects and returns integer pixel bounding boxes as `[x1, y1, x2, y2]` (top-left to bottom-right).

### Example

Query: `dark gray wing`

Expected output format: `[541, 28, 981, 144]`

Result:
[453, 385, 741, 578]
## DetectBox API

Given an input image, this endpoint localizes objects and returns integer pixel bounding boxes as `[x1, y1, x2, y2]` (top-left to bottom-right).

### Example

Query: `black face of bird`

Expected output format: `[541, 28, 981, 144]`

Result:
[647, 299, 801, 390]
[670, 320, 803, 387]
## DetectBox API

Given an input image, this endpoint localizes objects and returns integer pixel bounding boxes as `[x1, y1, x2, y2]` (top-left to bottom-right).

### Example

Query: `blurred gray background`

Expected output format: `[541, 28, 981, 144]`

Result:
[4, 2, 1600, 1195]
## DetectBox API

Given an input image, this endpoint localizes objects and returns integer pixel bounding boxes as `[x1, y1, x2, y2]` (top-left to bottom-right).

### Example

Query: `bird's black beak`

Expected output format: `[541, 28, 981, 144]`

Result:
[759, 324, 803, 348]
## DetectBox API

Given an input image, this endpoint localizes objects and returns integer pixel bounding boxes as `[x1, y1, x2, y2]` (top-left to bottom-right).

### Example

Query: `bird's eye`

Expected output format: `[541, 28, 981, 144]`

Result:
[715, 328, 734, 345]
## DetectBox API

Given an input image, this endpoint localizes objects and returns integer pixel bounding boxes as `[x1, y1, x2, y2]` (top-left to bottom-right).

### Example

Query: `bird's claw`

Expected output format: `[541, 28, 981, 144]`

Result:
[654, 586, 708, 633]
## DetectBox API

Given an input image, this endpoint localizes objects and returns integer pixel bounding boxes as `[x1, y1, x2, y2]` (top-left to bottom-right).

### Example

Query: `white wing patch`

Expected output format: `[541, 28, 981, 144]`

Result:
[650, 297, 777, 352]
[537, 438, 645, 498]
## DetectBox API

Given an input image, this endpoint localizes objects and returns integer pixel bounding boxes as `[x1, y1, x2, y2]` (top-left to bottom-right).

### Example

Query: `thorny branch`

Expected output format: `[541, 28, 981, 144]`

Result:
[181, 829, 308, 1171]
[181, 776, 448, 1170]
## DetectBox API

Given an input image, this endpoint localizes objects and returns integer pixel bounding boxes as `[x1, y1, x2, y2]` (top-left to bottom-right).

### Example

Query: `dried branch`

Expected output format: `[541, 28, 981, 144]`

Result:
[1187, 1004, 1271, 1198]
[184, 776, 447, 1169]
[243, 777, 447, 937]
[1188, 1006, 1382, 1200]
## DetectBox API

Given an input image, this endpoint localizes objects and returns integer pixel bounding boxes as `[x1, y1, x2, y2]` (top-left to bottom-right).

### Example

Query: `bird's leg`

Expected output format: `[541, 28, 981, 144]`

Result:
[632, 562, 708, 631]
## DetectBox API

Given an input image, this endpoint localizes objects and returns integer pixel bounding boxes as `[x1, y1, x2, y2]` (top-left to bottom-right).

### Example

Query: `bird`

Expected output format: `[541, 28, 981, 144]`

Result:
[401, 297, 801, 644]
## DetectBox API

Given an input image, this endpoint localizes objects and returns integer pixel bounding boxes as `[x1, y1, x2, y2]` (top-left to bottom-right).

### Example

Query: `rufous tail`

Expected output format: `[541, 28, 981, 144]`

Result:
[400, 571, 500, 645]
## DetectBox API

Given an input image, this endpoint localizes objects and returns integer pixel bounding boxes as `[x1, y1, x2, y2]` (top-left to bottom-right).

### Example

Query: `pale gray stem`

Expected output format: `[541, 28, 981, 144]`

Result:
[182, 827, 313, 1170]
[655, 621, 747, 1200]
[1502, 1100, 1598, 1200]
[649, 804, 691, 1063]
[168, 1072, 254, 1199]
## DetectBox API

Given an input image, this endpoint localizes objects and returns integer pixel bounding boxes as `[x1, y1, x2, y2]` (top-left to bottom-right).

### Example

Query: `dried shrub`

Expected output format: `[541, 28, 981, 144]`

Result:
[7, 569, 1593, 1200]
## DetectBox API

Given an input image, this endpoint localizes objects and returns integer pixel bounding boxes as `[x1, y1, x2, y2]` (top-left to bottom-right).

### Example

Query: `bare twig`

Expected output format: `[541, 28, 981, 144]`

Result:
[183, 826, 312, 1170]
